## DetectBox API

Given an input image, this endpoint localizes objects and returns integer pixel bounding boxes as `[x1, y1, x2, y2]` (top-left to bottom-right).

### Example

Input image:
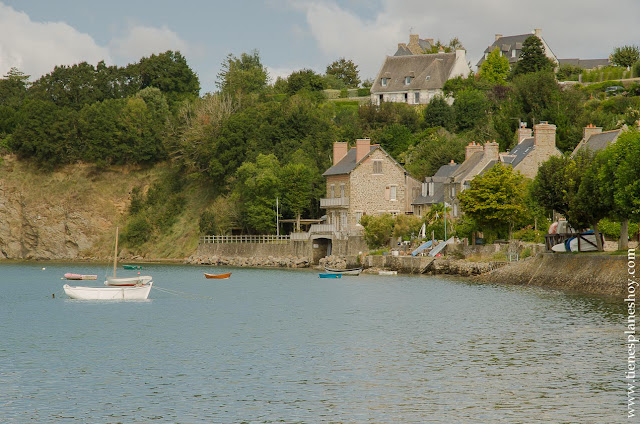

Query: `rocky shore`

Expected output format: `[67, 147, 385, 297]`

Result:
[186, 254, 311, 268]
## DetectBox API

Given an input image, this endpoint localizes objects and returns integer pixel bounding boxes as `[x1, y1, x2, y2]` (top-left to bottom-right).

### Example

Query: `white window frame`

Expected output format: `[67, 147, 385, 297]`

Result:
[512, 49, 517, 58]
[381, 78, 388, 87]
[340, 183, 345, 198]
[414, 92, 420, 104]
[389, 185, 397, 201]
[355, 211, 363, 225]
[426, 75, 431, 81]
[330, 184, 335, 198]
[405, 76, 412, 85]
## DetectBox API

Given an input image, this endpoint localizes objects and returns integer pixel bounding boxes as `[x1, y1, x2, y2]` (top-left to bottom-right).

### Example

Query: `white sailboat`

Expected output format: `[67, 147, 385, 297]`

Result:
[63, 227, 153, 300]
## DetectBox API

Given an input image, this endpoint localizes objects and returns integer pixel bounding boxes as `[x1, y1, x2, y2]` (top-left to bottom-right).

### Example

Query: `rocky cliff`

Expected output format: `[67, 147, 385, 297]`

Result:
[0, 156, 157, 260]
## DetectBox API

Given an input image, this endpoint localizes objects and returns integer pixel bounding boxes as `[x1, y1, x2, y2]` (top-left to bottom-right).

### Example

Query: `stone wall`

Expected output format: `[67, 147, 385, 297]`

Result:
[197, 240, 311, 258]
[478, 253, 628, 297]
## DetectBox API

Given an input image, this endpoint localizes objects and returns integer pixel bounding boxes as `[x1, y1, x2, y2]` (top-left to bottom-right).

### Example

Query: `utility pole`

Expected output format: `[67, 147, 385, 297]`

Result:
[276, 197, 279, 236]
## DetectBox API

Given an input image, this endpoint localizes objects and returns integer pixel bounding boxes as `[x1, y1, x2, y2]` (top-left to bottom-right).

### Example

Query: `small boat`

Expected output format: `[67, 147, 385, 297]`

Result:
[64, 273, 98, 280]
[319, 273, 342, 278]
[123, 264, 143, 270]
[64, 282, 153, 300]
[323, 266, 363, 276]
[551, 231, 601, 252]
[378, 270, 398, 275]
[204, 272, 232, 279]
[105, 275, 153, 286]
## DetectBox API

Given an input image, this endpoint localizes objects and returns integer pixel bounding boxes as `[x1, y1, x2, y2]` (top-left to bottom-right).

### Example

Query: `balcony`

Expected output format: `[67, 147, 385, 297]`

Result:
[320, 197, 349, 208]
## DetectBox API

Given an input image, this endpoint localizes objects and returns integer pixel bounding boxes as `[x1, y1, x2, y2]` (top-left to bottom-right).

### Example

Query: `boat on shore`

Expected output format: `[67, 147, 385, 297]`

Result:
[64, 282, 153, 300]
[64, 273, 98, 280]
[378, 270, 398, 275]
[204, 272, 232, 279]
[323, 266, 363, 276]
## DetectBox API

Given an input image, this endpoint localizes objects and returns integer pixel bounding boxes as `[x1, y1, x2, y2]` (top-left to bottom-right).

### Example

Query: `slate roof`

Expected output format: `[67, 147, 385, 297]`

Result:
[573, 130, 621, 154]
[477, 33, 533, 67]
[394, 45, 413, 56]
[412, 162, 460, 206]
[478, 160, 499, 176]
[451, 151, 484, 183]
[394, 38, 434, 56]
[433, 162, 460, 179]
[371, 53, 458, 93]
[502, 138, 535, 168]
[558, 58, 610, 69]
[323, 145, 377, 176]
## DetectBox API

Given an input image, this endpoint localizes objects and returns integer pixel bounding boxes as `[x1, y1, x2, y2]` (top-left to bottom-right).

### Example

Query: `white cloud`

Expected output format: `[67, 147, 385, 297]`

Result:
[0, 3, 110, 78]
[298, 0, 640, 78]
[108, 24, 192, 64]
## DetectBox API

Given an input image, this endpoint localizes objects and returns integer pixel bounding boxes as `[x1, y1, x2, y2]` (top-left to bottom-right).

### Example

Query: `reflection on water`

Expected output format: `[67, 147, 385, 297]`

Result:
[0, 263, 624, 423]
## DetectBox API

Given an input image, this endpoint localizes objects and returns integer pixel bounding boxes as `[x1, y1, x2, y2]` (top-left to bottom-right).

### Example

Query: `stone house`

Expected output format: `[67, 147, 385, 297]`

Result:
[476, 29, 558, 69]
[501, 122, 563, 179]
[411, 160, 459, 217]
[370, 48, 471, 106]
[571, 124, 622, 156]
[321, 139, 421, 232]
[444, 141, 501, 218]
[394, 34, 434, 56]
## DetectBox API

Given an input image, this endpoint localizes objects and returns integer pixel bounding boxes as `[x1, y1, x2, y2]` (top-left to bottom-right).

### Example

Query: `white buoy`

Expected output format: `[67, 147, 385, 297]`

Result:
[42, 267, 46, 270]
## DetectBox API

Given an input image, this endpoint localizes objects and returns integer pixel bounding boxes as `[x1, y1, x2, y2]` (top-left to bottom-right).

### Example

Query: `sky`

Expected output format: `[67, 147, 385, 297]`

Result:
[1, 0, 639, 93]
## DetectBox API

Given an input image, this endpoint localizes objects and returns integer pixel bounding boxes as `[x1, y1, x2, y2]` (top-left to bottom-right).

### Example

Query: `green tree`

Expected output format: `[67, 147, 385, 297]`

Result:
[611, 45, 640, 69]
[556, 64, 583, 81]
[136, 50, 200, 107]
[401, 128, 466, 181]
[325, 58, 360, 88]
[216, 50, 268, 96]
[453, 89, 488, 131]
[280, 162, 314, 230]
[378, 123, 414, 160]
[287, 69, 325, 95]
[512, 36, 554, 76]
[530, 155, 571, 216]
[480, 48, 510, 85]
[234, 154, 281, 233]
[569, 151, 607, 250]
[360, 214, 395, 249]
[423, 96, 453, 129]
[393, 214, 422, 240]
[425, 37, 464, 53]
[458, 163, 529, 238]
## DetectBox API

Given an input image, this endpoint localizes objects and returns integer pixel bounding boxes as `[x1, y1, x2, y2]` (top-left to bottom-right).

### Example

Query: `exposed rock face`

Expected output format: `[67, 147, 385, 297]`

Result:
[0, 157, 152, 260]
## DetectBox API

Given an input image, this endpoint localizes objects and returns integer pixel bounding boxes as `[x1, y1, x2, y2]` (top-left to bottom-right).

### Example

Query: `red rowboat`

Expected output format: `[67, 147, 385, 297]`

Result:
[204, 272, 231, 279]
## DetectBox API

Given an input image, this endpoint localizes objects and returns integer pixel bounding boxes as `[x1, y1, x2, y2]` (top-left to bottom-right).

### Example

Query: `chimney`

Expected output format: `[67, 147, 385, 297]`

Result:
[484, 141, 500, 160]
[356, 138, 370, 163]
[533, 121, 557, 148]
[495, 34, 503, 41]
[333, 142, 349, 165]
[409, 34, 419, 44]
[438, 46, 445, 53]
[534, 28, 542, 38]
[517, 122, 533, 144]
[450, 159, 456, 165]
[398, 42, 408, 51]
[455, 49, 465, 60]
[582, 123, 602, 141]
[465, 142, 484, 161]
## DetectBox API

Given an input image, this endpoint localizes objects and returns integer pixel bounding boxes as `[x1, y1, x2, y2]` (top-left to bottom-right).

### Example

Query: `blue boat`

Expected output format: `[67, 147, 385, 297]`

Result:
[319, 273, 342, 279]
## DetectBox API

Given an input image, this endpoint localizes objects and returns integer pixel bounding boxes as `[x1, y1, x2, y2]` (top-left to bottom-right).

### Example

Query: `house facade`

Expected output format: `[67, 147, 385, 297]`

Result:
[370, 49, 471, 105]
[501, 122, 563, 179]
[476, 29, 558, 69]
[321, 139, 421, 232]
[411, 160, 459, 217]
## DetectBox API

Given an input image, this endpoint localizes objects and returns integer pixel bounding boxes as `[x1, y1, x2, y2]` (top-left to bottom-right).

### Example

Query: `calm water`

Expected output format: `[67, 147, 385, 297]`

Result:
[0, 262, 626, 423]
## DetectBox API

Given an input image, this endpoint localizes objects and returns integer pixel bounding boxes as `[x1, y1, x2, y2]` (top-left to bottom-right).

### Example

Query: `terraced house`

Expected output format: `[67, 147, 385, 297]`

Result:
[321, 139, 421, 233]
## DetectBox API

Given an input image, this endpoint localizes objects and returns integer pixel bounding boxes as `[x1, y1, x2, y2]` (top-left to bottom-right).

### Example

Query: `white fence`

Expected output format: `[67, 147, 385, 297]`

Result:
[200, 235, 291, 244]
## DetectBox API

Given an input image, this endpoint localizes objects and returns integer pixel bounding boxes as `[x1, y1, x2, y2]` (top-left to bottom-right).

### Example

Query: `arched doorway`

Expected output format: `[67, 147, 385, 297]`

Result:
[312, 237, 332, 264]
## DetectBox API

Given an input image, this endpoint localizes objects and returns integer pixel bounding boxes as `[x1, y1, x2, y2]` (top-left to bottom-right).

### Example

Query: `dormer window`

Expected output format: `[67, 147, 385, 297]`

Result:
[425, 75, 430, 81]
[484, 52, 488, 60]
[512, 50, 517, 58]
[404, 76, 413, 85]
[381, 77, 389, 86]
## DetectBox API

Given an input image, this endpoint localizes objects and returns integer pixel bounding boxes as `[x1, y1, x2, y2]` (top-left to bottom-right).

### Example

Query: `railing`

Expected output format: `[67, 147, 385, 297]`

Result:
[200, 235, 291, 244]
[320, 197, 349, 207]
[309, 224, 338, 233]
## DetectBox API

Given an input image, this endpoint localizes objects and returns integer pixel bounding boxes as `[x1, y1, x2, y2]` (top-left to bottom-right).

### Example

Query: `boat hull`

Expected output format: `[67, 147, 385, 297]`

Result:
[204, 272, 232, 279]
[63, 282, 152, 300]
[323, 267, 362, 276]
[105, 275, 153, 286]
[123, 265, 143, 270]
[64, 273, 98, 280]
[319, 273, 342, 278]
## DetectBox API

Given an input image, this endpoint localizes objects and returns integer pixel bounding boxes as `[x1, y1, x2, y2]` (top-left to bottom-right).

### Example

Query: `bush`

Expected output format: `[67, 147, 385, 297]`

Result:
[512, 226, 545, 243]
[121, 215, 152, 247]
[357, 88, 371, 97]
[360, 214, 395, 249]
[339, 88, 348, 98]
[598, 218, 639, 239]
[520, 247, 533, 259]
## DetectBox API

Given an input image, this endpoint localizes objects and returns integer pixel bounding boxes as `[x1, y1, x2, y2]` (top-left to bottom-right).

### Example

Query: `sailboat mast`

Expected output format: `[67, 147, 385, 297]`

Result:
[113, 227, 119, 278]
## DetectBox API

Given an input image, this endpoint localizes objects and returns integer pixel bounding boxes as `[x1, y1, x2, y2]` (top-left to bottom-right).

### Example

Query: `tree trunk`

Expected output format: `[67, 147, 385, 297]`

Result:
[593, 222, 604, 251]
[619, 219, 629, 251]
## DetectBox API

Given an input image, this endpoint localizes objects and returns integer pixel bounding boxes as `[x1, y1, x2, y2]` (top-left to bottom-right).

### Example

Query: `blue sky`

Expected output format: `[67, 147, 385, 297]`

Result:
[1, 0, 639, 93]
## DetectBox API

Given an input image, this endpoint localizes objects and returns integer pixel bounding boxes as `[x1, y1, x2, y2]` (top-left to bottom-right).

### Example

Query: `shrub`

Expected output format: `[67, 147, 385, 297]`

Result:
[360, 214, 395, 249]
[121, 215, 152, 247]
[357, 88, 370, 97]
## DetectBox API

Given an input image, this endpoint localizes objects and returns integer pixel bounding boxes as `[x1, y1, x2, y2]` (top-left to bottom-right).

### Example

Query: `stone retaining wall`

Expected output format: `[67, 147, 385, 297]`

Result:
[186, 254, 310, 268]
[477, 253, 627, 297]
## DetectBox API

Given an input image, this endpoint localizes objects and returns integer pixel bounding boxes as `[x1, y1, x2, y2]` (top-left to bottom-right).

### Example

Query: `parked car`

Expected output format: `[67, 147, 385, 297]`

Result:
[604, 85, 625, 95]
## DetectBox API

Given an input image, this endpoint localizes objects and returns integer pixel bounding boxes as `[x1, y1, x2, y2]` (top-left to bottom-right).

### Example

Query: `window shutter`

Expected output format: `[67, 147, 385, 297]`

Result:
[385, 186, 390, 201]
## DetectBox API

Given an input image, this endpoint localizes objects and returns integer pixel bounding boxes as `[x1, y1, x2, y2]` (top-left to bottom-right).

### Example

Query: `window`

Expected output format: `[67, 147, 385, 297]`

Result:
[340, 211, 347, 230]
[422, 182, 427, 197]
[512, 49, 517, 58]
[330, 184, 335, 198]
[451, 185, 456, 197]
[390, 185, 397, 201]
[373, 160, 383, 174]
[414, 92, 420, 104]
[425, 75, 431, 81]
[355, 211, 363, 225]
[429, 182, 434, 196]
[484, 52, 488, 59]
[405, 76, 413, 85]
[390, 211, 399, 217]
[381, 78, 388, 86]
[340, 184, 345, 198]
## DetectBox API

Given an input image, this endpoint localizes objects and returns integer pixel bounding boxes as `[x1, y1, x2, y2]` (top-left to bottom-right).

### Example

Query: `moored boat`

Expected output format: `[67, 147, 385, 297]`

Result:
[323, 266, 362, 276]
[319, 273, 342, 278]
[123, 264, 143, 270]
[105, 275, 153, 286]
[204, 272, 232, 279]
[63, 282, 153, 300]
[64, 273, 98, 280]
